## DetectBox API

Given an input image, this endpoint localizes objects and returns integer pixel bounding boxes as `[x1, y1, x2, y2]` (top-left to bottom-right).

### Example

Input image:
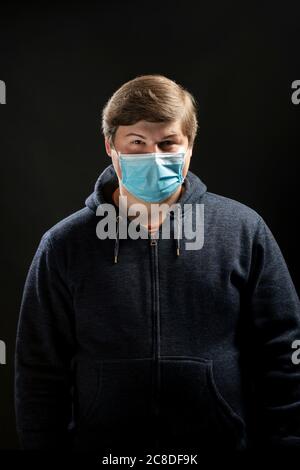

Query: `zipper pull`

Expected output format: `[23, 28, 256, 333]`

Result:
[149, 227, 159, 246]
[149, 231, 158, 246]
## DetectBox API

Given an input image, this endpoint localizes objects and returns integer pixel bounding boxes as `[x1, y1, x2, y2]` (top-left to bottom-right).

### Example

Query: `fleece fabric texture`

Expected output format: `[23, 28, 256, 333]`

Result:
[15, 164, 300, 452]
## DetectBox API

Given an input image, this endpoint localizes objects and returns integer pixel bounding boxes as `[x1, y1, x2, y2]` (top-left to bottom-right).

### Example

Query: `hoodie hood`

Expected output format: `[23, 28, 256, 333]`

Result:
[85, 163, 207, 263]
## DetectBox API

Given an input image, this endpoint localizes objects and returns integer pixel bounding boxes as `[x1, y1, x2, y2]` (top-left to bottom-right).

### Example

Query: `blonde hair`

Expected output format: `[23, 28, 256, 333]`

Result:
[101, 74, 198, 147]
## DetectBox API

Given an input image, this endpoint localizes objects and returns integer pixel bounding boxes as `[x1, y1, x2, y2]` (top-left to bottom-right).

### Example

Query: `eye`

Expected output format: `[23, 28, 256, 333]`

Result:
[131, 139, 144, 145]
[160, 141, 175, 148]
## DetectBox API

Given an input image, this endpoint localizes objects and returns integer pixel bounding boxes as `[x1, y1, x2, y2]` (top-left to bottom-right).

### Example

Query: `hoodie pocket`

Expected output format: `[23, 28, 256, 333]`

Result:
[159, 357, 246, 449]
[73, 356, 247, 450]
[207, 360, 246, 438]
[74, 358, 153, 438]
[73, 360, 104, 426]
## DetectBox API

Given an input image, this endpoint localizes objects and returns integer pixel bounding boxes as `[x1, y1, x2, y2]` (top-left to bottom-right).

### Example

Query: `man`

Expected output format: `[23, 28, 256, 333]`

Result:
[15, 74, 300, 452]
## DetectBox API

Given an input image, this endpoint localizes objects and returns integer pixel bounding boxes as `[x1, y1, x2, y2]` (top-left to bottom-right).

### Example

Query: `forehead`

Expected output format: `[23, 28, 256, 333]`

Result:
[116, 120, 184, 139]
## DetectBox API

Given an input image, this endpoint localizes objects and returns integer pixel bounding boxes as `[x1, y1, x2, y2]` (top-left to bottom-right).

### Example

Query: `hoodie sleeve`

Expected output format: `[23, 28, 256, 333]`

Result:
[246, 215, 300, 448]
[15, 232, 76, 449]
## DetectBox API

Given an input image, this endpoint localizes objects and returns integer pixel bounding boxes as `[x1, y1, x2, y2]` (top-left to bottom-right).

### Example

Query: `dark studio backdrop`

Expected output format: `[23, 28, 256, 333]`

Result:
[0, 0, 299, 451]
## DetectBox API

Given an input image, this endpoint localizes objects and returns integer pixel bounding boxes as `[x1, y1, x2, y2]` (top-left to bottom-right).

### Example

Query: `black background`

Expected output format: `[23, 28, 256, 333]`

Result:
[0, 0, 299, 450]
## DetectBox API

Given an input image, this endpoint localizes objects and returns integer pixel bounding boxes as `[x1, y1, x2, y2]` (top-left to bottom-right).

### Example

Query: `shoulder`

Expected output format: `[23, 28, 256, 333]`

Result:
[40, 207, 96, 248]
[200, 191, 269, 242]
[204, 191, 262, 224]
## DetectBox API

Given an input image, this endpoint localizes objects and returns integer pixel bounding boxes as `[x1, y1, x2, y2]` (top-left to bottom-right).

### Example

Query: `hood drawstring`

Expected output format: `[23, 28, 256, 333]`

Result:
[114, 215, 121, 264]
[113, 211, 182, 264]
[175, 208, 182, 257]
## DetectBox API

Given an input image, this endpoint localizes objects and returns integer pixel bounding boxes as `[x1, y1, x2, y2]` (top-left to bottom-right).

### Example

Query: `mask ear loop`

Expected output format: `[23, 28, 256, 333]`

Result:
[179, 146, 189, 183]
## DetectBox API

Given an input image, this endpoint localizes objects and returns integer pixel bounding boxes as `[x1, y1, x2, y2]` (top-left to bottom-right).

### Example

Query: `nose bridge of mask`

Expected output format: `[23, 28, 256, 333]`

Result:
[116, 145, 188, 160]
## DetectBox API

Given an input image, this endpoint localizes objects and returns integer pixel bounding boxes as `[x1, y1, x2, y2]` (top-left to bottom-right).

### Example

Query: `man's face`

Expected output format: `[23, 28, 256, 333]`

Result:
[105, 120, 193, 182]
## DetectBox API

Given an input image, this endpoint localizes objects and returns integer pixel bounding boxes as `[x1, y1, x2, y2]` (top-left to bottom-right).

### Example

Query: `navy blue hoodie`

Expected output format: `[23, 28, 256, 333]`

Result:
[15, 164, 300, 452]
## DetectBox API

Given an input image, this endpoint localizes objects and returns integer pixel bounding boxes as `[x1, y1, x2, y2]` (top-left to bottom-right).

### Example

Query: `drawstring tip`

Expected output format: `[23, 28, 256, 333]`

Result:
[114, 255, 118, 264]
[176, 247, 180, 256]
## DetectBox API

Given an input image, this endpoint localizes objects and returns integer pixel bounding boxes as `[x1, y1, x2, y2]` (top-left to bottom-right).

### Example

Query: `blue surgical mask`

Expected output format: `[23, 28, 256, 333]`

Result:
[113, 147, 187, 203]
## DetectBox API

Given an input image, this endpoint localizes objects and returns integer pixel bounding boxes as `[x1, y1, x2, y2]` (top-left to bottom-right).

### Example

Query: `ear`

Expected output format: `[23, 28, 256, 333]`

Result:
[105, 138, 112, 157]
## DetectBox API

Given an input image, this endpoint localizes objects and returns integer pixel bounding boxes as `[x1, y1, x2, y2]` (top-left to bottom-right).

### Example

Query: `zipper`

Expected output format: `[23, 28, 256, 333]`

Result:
[149, 234, 160, 445]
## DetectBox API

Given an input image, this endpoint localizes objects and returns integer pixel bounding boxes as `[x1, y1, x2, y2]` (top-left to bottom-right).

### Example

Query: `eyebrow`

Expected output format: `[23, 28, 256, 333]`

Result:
[125, 132, 179, 139]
